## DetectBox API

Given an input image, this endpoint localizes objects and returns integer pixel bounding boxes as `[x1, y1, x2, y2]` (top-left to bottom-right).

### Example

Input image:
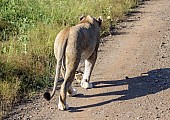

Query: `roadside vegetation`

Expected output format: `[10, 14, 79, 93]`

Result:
[0, 0, 142, 118]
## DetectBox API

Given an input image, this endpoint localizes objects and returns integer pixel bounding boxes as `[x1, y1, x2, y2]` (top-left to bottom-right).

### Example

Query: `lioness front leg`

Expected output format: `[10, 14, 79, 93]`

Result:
[81, 51, 97, 89]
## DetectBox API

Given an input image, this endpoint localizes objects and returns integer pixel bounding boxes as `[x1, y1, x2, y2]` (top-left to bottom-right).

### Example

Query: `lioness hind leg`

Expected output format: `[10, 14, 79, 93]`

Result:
[58, 77, 74, 110]
[61, 65, 65, 79]
[58, 59, 79, 110]
[81, 50, 97, 89]
[58, 74, 75, 110]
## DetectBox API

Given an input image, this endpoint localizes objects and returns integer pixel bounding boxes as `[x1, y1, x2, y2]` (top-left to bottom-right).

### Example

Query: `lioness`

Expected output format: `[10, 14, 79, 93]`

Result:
[44, 15, 102, 110]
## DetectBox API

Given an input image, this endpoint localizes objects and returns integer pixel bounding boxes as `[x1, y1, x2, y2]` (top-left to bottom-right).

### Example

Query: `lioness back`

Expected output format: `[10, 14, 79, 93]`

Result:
[66, 19, 100, 60]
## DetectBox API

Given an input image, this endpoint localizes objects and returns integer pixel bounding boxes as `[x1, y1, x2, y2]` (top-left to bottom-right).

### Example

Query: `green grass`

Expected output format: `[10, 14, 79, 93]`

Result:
[0, 0, 140, 118]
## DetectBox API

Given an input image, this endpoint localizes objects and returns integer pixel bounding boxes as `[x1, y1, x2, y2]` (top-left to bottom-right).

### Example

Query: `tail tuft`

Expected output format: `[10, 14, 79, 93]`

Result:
[44, 92, 51, 101]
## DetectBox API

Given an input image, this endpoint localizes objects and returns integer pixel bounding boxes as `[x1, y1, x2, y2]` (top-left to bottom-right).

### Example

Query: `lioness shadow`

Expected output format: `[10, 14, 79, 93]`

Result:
[69, 68, 170, 112]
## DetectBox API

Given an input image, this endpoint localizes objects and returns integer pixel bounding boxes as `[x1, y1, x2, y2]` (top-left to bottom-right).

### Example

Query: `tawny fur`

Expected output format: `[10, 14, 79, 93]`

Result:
[44, 15, 102, 110]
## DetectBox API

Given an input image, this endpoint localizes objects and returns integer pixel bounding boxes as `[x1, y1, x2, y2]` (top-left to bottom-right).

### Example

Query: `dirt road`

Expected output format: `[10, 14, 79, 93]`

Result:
[7, 0, 170, 119]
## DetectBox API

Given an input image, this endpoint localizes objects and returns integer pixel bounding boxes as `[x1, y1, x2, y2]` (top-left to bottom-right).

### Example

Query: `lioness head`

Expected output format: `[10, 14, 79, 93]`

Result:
[79, 15, 103, 27]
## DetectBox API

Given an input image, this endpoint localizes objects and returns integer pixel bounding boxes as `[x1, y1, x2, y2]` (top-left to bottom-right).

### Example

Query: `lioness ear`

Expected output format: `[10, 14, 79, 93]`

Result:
[79, 15, 85, 21]
[97, 16, 103, 26]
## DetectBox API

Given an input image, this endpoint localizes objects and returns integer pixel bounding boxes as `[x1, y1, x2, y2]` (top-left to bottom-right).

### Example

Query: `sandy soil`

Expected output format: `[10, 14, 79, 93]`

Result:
[4, 0, 170, 119]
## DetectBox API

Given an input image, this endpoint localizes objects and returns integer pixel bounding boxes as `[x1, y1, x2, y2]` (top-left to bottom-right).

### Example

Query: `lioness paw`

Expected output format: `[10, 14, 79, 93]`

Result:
[75, 72, 83, 83]
[81, 81, 93, 89]
[58, 103, 69, 111]
[67, 88, 77, 97]
[58, 101, 69, 111]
